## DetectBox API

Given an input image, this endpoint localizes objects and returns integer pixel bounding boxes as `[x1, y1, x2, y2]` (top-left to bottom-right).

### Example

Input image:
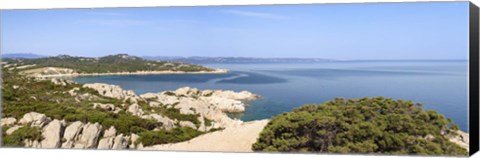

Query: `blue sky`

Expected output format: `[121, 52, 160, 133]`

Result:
[0, 2, 469, 60]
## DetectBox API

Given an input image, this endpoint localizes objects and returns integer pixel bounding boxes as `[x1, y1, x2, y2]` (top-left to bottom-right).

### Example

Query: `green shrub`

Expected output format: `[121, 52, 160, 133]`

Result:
[252, 97, 467, 156]
[137, 127, 204, 146]
[2, 126, 43, 147]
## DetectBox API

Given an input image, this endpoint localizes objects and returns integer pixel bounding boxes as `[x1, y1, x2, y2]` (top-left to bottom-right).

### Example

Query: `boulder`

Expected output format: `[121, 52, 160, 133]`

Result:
[129, 133, 140, 149]
[62, 121, 84, 148]
[203, 96, 246, 113]
[139, 93, 159, 100]
[142, 114, 176, 130]
[156, 94, 180, 105]
[93, 103, 121, 113]
[97, 126, 118, 149]
[41, 120, 64, 148]
[128, 103, 144, 116]
[83, 83, 136, 99]
[97, 137, 115, 149]
[18, 112, 51, 127]
[1, 117, 17, 126]
[24, 139, 41, 148]
[175, 87, 199, 97]
[68, 87, 80, 96]
[74, 123, 102, 149]
[211, 90, 259, 101]
[112, 134, 129, 149]
[179, 121, 197, 129]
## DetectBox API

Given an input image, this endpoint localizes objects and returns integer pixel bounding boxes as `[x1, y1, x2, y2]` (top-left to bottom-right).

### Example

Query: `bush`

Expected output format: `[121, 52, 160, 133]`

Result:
[2, 126, 43, 147]
[252, 97, 467, 156]
[137, 127, 204, 146]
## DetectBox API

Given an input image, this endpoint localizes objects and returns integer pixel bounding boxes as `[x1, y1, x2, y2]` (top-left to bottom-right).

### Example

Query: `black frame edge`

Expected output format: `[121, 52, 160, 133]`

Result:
[469, 1, 480, 156]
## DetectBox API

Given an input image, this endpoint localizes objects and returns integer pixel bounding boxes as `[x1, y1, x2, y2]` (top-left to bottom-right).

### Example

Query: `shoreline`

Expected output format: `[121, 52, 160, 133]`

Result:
[31, 68, 229, 78]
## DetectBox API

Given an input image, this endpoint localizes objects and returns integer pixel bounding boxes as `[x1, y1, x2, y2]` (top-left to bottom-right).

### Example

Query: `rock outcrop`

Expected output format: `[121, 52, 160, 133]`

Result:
[1, 117, 17, 126]
[18, 112, 51, 127]
[448, 130, 470, 151]
[41, 120, 64, 148]
[62, 121, 85, 148]
[97, 126, 117, 149]
[3, 83, 262, 150]
[93, 103, 122, 113]
[127, 103, 144, 116]
[74, 123, 103, 149]
[83, 83, 137, 100]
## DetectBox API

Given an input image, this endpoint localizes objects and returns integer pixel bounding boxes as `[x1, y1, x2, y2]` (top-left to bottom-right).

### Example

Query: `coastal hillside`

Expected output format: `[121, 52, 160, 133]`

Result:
[1, 67, 260, 149]
[3, 54, 221, 76]
[252, 97, 469, 156]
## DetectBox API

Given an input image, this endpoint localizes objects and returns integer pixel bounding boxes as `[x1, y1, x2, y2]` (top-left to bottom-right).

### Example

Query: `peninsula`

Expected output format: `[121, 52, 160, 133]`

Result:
[3, 54, 227, 77]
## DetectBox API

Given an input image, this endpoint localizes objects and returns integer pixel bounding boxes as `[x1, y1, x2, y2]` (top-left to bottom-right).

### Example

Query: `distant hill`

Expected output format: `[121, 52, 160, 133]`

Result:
[7, 54, 215, 74]
[1, 53, 46, 59]
[143, 56, 335, 64]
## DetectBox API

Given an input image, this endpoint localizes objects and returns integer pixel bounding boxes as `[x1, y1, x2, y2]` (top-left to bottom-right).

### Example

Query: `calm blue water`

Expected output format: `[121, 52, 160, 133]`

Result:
[74, 61, 469, 132]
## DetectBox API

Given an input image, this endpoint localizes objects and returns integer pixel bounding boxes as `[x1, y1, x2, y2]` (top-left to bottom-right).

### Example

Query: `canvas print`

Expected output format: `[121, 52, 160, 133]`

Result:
[0, 1, 472, 156]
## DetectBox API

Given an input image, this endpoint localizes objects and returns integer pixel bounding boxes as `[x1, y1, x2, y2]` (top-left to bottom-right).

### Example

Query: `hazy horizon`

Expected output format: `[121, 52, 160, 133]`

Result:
[1, 2, 469, 60]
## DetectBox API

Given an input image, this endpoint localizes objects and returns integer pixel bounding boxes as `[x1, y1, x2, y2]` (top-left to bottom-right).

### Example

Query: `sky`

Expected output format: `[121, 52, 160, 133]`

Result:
[0, 2, 470, 60]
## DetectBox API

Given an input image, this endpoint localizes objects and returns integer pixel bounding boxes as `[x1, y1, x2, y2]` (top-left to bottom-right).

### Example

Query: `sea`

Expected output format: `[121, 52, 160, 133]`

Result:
[73, 61, 469, 132]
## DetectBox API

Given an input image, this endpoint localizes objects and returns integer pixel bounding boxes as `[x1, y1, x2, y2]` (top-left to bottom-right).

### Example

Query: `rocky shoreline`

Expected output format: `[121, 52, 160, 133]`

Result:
[1, 79, 263, 150]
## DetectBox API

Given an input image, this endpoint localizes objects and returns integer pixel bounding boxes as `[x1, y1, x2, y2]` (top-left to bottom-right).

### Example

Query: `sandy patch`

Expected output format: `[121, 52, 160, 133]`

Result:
[141, 119, 269, 152]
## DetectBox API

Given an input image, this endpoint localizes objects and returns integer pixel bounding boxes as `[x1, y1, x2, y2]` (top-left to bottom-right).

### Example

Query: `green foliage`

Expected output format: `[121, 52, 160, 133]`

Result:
[1, 70, 160, 134]
[143, 105, 200, 126]
[253, 97, 467, 156]
[137, 127, 204, 146]
[2, 126, 43, 147]
[13, 54, 214, 74]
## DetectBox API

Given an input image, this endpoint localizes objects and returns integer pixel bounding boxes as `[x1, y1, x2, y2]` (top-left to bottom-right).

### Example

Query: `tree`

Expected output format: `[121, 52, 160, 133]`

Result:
[252, 97, 467, 156]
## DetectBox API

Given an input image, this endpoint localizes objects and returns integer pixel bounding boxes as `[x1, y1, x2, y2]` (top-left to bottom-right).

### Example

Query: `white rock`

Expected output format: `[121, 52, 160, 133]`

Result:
[74, 123, 102, 149]
[24, 139, 42, 148]
[128, 103, 144, 116]
[139, 93, 159, 100]
[210, 90, 259, 101]
[179, 121, 197, 129]
[142, 114, 176, 130]
[5, 125, 23, 135]
[156, 94, 180, 105]
[18, 112, 51, 127]
[97, 137, 115, 149]
[1, 117, 17, 126]
[202, 96, 246, 113]
[103, 126, 117, 137]
[41, 120, 64, 148]
[62, 121, 84, 148]
[175, 87, 199, 97]
[83, 83, 136, 99]
[129, 133, 140, 149]
[97, 127, 117, 150]
[112, 134, 129, 149]
[68, 87, 80, 96]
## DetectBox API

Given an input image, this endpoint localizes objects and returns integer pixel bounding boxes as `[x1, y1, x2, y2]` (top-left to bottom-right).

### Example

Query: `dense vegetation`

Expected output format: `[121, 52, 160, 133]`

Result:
[10, 54, 214, 73]
[252, 97, 467, 156]
[1, 69, 206, 146]
[137, 127, 204, 146]
[2, 126, 43, 147]
[137, 101, 201, 126]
